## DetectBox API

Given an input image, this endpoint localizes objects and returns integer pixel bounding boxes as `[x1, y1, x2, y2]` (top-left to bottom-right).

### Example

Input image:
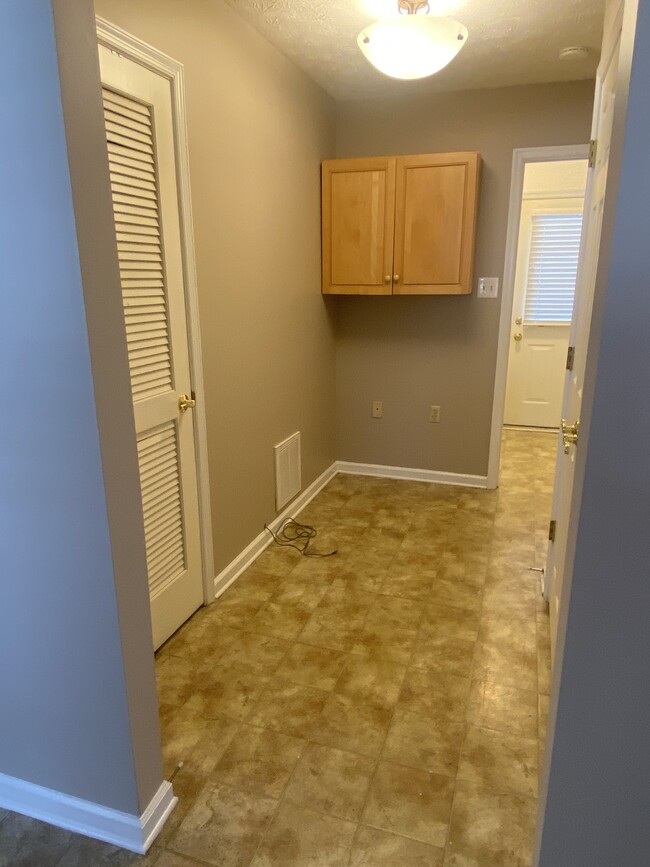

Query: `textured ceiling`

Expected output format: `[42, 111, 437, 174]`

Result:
[223, 0, 605, 100]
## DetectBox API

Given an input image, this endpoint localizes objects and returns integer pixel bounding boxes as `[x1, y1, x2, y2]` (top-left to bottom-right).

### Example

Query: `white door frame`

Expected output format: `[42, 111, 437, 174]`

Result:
[486, 144, 590, 489]
[97, 18, 215, 604]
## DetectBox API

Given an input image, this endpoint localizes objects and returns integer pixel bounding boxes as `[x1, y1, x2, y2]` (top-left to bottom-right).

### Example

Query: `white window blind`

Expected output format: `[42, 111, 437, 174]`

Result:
[524, 212, 583, 322]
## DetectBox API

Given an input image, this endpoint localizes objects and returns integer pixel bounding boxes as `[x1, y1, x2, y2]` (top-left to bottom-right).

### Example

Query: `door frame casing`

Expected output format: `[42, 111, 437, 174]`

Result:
[97, 18, 215, 605]
[486, 144, 590, 489]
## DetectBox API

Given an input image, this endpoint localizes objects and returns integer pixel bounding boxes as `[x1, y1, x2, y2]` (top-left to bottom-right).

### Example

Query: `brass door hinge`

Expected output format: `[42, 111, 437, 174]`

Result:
[566, 345, 575, 371]
[589, 139, 598, 168]
[549, 520, 557, 543]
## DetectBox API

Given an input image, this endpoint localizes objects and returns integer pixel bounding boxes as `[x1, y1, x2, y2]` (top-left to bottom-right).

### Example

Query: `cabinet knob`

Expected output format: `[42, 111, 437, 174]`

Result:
[384, 275, 391, 283]
[394, 274, 400, 282]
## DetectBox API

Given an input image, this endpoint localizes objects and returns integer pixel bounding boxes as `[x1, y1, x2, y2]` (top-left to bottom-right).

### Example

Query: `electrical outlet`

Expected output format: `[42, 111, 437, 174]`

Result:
[429, 405, 441, 423]
[372, 400, 383, 419]
[477, 277, 499, 298]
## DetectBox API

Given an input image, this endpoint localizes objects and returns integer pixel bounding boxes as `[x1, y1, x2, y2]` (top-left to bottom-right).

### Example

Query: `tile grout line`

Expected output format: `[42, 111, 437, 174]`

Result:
[243, 479, 366, 866]
[345, 490, 441, 862]
[441, 505, 495, 860]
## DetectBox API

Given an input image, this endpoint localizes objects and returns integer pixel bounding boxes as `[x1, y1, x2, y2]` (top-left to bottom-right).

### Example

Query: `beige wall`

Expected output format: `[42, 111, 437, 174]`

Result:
[94, 0, 337, 570]
[334, 81, 594, 477]
[0, 0, 160, 815]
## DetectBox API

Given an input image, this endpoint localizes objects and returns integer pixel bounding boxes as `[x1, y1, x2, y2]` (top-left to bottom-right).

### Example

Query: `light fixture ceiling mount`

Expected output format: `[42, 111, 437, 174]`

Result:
[358, 0, 468, 81]
[397, 0, 431, 13]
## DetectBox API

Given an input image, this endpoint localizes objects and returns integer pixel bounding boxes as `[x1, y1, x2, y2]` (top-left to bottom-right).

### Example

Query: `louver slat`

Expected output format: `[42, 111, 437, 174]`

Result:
[136, 422, 186, 597]
[524, 213, 584, 323]
[102, 87, 173, 401]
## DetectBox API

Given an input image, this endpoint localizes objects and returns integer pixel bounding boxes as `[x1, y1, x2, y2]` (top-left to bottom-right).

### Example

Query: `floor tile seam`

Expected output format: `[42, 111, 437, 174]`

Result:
[359, 815, 451, 855]
[467, 572, 488, 683]
[474, 526, 539, 680]
[162, 716, 242, 783]
[243, 665, 334, 724]
[440, 453, 538, 861]
[49, 838, 86, 867]
[247, 786, 358, 867]
[205, 638, 296, 679]
[280, 763, 375, 825]
[440, 574, 493, 861]
[158, 846, 215, 867]
[170, 772, 286, 867]
[453, 761, 540, 801]
[468, 672, 540, 700]
[370, 748, 461, 784]
[288, 630, 418, 663]
[351, 657, 413, 812]
[258, 728, 312, 807]
[349, 605, 424, 848]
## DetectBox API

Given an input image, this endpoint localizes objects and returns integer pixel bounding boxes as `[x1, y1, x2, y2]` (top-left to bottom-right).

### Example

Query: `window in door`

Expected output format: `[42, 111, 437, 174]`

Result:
[524, 211, 584, 323]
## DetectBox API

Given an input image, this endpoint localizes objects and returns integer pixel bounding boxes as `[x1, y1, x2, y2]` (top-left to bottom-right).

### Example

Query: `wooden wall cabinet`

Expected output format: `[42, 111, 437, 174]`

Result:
[321, 152, 481, 296]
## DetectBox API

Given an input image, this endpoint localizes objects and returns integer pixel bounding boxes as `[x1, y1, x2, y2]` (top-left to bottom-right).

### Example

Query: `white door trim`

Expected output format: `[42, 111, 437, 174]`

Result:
[97, 18, 215, 604]
[486, 144, 590, 489]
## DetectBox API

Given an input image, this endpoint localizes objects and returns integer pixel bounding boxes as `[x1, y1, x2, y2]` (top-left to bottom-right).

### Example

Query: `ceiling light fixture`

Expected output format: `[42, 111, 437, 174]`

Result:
[358, 0, 468, 81]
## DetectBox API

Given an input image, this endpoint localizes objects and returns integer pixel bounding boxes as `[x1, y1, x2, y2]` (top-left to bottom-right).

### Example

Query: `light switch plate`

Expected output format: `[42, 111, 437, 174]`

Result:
[477, 277, 499, 298]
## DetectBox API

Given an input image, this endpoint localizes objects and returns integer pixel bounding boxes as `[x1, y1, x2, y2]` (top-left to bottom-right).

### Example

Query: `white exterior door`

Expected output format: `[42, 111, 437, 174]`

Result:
[546, 14, 622, 661]
[504, 200, 585, 428]
[99, 45, 204, 650]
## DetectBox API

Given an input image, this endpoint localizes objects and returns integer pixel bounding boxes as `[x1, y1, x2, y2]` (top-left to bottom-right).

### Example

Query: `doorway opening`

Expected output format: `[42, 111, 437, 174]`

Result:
[503, 159, 589, 430]
[487, 144, 590, 491]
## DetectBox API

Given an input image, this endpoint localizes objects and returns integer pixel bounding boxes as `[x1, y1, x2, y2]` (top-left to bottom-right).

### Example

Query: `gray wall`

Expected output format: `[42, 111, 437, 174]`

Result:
[0, 0, 160, 815]
[537, 0, 650, 862]
[334, 82, 594, 476]
[52, 0, 163, 811]
[94, 0, 338, 572]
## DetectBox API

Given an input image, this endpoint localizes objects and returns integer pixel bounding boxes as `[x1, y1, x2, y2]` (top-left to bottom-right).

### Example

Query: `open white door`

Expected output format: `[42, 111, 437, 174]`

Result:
[99, 45, 204, 650]
[546, 10, 622, 662]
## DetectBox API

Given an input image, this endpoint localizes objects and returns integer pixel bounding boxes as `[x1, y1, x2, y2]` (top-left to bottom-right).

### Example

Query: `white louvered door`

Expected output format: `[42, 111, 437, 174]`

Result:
[99, 45, 203, 650]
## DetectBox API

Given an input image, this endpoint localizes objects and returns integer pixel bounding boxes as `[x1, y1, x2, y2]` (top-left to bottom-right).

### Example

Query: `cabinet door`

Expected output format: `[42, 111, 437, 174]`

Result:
[393, 152, 480, 295]
[322, 157, 395, 295]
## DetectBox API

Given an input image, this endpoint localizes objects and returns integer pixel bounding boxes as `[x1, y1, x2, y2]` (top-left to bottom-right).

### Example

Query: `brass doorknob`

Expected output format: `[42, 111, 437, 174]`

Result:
[514, 332, 523, 341]
[561, 418, 579, 453]
[179, 393, 196, 413]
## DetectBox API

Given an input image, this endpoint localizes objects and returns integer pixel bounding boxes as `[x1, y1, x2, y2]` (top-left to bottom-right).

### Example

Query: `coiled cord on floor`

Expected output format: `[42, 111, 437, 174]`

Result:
[264, 518, 337, 558]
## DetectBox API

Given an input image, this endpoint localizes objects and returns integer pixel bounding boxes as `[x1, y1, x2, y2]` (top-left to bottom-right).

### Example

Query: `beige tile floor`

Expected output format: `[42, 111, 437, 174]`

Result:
[1, 429, 555, 866]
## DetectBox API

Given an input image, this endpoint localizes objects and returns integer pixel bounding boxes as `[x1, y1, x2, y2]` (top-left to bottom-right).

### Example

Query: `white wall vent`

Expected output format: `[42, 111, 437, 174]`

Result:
[274, 431, 301, 510]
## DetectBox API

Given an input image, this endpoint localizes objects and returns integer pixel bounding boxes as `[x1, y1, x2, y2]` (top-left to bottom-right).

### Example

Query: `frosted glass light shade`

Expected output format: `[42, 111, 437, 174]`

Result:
[358, 16, 468, 80]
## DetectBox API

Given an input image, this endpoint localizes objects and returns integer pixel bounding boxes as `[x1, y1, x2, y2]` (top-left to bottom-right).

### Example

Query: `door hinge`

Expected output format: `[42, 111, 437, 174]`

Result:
[589, 139, 598, 168]
[566, 345, 575, 371]
[549, 520, 557, 543]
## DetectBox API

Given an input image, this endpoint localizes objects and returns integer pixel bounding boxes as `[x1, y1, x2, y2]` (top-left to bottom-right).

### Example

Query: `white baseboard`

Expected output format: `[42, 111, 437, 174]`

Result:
[335, 460, 488, 488]
[213, 461, 338, 597]
[0, 774, 177, 854]
[212, 457, 486, 599]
